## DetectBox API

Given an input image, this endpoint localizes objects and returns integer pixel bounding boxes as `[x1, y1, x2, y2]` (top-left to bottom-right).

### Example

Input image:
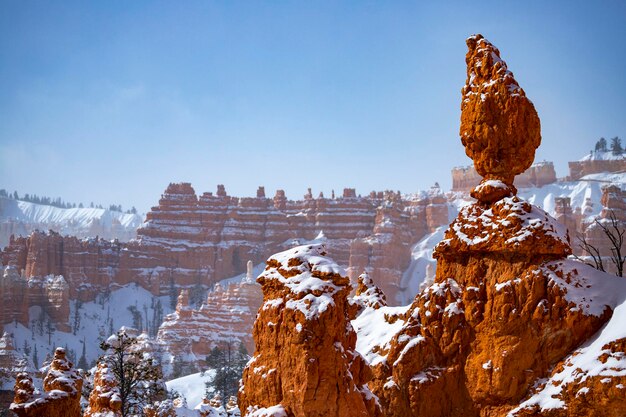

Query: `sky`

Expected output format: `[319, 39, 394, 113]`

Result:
[1, 1, 625, 213]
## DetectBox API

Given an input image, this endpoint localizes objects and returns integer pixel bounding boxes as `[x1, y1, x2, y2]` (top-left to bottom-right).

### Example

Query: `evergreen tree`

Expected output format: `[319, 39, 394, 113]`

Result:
[610, 136, 623, 155]
[99, 329, 166, 417]
[78, 337, 88, 370]
[32, 344, 39, 368]
[205, 342, 250, 400]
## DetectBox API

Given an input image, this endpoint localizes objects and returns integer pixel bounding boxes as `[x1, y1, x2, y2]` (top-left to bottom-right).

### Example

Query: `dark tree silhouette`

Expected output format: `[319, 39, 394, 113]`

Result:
[576, 210, 625, 277]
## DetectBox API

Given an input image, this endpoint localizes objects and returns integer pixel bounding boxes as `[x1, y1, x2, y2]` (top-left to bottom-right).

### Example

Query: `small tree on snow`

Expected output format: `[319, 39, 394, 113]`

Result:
[99, 329, 166, 417]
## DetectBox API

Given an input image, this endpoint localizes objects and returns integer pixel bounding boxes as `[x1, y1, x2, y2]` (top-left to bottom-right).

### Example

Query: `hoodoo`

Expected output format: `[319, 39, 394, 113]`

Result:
[361, 34, 626, 417]
[239, 244, 376, 417]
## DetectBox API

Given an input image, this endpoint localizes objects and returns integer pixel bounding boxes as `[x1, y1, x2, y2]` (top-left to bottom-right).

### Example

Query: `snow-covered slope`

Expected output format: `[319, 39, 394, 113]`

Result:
[166, 371, 215, 409]
[579, 150, 625, 161]
[398, 173, 625, 303]
[2, 284, 173, 370]
[0, 197, 143, 248]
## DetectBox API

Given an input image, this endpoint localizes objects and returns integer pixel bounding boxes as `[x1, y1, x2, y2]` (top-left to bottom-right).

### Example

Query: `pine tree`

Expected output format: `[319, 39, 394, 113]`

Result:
[32, 345, 39, 368]
[78, 337, 88, 370]
[205, 342, 250, 400]
[610, 136, 623, 155]
[99, 329, 166, 417]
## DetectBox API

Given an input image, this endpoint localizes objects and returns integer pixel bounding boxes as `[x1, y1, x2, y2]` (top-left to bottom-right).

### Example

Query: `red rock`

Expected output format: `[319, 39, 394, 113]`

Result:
[239, 244, 376, 417]
[157, 279, 263, 373]
[365, 34, 622, 417]
[84, 362, 122, 417]
[460, 34, 541, 190]
[10, 347, 82, 417]
[451, 162, 557, 192]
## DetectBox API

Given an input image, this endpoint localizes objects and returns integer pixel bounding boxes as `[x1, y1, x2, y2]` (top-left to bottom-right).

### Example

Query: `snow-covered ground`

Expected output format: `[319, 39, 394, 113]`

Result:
[0, 196, 143, 247]
[166, 370, 216, 408]
[3, 284, 173, 369]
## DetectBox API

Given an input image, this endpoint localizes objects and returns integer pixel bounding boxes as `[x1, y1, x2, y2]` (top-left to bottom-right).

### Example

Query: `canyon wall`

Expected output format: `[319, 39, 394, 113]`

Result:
[452, 161, 557, 192]
[1, 184, 448, 332]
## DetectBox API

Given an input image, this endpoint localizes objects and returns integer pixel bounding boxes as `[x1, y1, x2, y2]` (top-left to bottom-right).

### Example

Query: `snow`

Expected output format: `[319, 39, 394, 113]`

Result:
[539, 260, 626, 317]
[443, 196, 570, 249]
[166, 370, 215, 409]
[3, 283, 173, 370]
[246, 405, 288, 417]
[510, 263, 626, 415]
[0, 196, 143, 247]
[352, 305, 409, 366]
[397, 227, 445, 305]
[579, 150, 625, 162]
[393, 335, 425, 367]
[258, 243, 346, 321]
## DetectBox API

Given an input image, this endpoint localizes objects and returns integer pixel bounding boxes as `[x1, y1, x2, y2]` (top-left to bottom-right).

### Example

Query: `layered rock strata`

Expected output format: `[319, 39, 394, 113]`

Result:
[157, 277, 263, 371]
[1, 185, 450, 332]
[452, 161, 557, 192]
[239, 244, 375, 417]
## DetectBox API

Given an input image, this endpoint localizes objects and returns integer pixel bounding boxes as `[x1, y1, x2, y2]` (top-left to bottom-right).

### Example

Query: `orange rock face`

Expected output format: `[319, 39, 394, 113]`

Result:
[10, 347, 82, 417]
[1, 185, 451, 333]
[460, 34, 541, 187]
[84, 362, 123, 417]
[239, 244, 376, 417]
[363, 34, 625, 417]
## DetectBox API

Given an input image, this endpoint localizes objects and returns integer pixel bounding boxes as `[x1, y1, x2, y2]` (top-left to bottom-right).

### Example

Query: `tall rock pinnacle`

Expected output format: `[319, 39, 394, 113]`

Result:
[460, 34, 541, 203]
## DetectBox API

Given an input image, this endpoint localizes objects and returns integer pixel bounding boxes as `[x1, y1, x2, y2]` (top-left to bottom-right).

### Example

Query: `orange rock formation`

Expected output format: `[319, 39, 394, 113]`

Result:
[10, 347, 82, 417]
[239, 244, 376, 417]
[363, 33, 625, 417]
[460, 34, 541, 195]
[84, 362, 123, 417]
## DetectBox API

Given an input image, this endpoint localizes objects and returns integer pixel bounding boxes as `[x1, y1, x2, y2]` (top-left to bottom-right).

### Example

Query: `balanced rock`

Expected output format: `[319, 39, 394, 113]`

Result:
[239, 243, 375, 417]
[365, 34, 624, 417]
[460, 34, 541, 199]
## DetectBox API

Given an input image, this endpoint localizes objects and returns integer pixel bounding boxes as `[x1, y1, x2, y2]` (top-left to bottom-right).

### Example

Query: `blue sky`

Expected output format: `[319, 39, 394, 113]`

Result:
[1, 1, 625, 212]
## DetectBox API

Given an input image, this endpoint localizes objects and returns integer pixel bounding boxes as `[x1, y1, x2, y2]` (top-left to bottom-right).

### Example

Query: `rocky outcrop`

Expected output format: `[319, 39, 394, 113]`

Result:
[1, 184, 452, 331]
[0, 264, 70, 332]
[460, 34, 541, 189]
[568, 151, 626, 180]
[84, 362, 122, 417]
[157, 277, 263, 373]
[0, 332, 32, 411]
[348, 186, 448, 304]
[365, 34, 625, 417]
[10, 347, 82, 417]
[239, 244, 375, 417]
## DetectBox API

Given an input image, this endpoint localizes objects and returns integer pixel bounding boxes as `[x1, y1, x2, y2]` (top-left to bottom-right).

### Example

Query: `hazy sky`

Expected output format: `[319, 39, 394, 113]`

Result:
[1, 1, 625, 212]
